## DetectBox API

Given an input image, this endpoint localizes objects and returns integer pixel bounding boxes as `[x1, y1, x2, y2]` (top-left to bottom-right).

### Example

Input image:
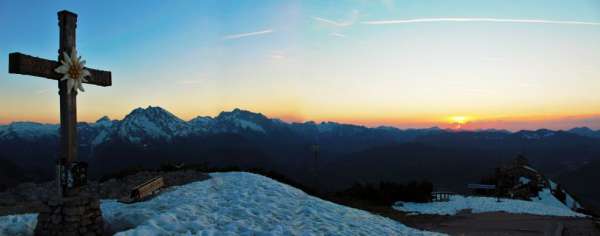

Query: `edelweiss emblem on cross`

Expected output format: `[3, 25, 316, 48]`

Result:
[54, 48, 91, 94]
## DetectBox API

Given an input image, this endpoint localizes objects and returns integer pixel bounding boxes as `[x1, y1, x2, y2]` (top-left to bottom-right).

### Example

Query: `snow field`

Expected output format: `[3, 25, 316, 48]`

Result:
[0, 172, 443, 236]
[105, 172, 442, 235]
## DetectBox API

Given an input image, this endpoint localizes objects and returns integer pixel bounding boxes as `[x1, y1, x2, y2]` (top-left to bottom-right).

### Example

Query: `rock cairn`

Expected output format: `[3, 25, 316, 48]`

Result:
[34, 193, 103, 236]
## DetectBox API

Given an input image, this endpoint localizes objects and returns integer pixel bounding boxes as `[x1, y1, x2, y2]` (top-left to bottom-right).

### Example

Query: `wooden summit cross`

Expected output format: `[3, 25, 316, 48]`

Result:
[8, 10, 111, 197]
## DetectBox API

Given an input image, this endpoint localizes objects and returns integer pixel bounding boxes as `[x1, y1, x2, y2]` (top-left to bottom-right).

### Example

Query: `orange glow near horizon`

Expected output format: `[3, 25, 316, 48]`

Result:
[1, 109, 600, 131]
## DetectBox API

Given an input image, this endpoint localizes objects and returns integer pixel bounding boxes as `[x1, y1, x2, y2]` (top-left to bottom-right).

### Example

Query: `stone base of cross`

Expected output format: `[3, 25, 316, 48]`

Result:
[8, 10, 112, 236]
[35, 194, 104, 236]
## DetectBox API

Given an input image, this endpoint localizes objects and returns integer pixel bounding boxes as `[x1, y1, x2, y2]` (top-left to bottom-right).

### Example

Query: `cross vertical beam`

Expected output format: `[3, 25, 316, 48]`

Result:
[58, 11, 79, 196]
[8, 9, 112, 199]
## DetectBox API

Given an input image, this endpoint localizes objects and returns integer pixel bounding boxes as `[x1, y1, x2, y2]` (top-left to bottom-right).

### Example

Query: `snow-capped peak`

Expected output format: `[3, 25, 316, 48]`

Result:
[569, 127, 600, 139]
[117, 106, 191, 143]
[0, 122, 58, 141]
[317, 121, 339, 133]
[217, 108, 267, 120]
[317, 121, 366, 134]
[188, 116, 214, 132]
[517, 129, 557, 140]
[93, 116, 114, 128]
[189, 116, 213, 126]
[96, 116, 111, 123]
[570, 127, 594, 132]
[212, 108, 268, 133]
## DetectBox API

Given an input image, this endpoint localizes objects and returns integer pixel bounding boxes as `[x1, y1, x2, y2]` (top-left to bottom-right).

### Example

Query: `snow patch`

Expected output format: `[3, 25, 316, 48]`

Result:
[530, 188, 571, 210]
[0, 214, 37, 236]
[519, 177, 531, 185]
[523, 165, 538, 173]
[91, 129, 111, 146]
[549, 180, 557, 190]
[0, 125, 6, 139]
[565, 193, 582, 210]
[394, 194, 585, 217]
[235, 119, 265, 133]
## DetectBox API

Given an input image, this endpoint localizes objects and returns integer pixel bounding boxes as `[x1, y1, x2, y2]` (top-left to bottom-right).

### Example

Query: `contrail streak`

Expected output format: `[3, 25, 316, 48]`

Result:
[312, 17, 353, 27]
[223, 29, 274, 40]
[362, 17, 600, 26]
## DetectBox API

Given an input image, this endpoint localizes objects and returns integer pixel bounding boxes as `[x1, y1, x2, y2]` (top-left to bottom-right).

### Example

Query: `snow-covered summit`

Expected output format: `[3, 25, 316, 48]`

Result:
[0, 122, 58, 141]
[188, 116, 213, 128]
[116, 106, 191, 143]
[316, 122, 371, 136]
[210, 108, 270, 133]
[93, 116, 114, 128]
[514, 129, 564, 140]
[569, 127, 600, 139]
[317, 121, 340, 133]
[0, 172, 444, 236]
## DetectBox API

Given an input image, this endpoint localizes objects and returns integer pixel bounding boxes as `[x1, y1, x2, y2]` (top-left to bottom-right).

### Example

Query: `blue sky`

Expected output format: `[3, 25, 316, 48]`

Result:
[1, 0, 600, 130]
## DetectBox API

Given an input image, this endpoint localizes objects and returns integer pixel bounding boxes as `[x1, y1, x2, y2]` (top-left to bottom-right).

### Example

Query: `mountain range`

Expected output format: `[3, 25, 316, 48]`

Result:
[1, 106, 599, 210]
[0, 106, 443, 146]
[2, 106, 599, 147]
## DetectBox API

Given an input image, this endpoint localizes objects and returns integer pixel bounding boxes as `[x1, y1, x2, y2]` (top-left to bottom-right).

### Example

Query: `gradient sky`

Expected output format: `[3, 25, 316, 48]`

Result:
[1, 0, 600, 130]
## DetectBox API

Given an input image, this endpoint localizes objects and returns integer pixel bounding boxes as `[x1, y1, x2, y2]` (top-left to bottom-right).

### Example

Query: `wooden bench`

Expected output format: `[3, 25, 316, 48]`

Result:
[119, 176, 164, 204]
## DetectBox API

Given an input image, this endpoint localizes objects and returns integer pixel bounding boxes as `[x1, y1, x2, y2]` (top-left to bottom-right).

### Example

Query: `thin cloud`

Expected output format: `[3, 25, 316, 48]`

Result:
[518, 82, 537, 88]
[465, 88, 495, 95]
[361, 17, 600, 26]
[223, 29, 274, 40]
[177, 80, 204, 85]
[269, 51, 286, 60]
[270, 54, 285, 60]
[312, 17, 354, 27]
[330, 32, 347, 38]
[481, 56, 504, 62]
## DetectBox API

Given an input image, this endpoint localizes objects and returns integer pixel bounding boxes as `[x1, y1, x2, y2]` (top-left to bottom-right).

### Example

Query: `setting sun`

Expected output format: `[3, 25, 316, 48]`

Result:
[450, 116, 469, 125]
[448, 116, 473, 129]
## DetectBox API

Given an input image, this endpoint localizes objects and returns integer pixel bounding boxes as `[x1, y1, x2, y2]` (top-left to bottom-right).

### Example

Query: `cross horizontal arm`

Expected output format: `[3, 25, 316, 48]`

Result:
[9, 52, 111, 87]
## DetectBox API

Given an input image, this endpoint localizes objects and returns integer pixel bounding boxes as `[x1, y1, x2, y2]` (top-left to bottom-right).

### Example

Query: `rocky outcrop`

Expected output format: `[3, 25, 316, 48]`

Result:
[92, 170, 210, 199]
[0, 170, 210, 216]
[495, 155, 546, 199]
[493, 155, 583, 211]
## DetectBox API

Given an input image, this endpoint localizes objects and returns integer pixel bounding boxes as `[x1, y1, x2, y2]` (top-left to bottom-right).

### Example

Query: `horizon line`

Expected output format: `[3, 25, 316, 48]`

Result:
[1, 106, 599, 132]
